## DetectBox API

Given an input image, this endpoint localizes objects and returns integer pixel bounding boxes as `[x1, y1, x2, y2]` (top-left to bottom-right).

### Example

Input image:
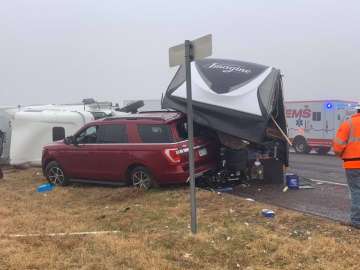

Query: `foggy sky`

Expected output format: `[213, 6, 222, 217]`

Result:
[1, 0, 359, 106]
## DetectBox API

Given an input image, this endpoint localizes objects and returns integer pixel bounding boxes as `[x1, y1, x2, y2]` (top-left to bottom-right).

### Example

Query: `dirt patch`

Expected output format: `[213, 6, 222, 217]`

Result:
[1, 168, 360, 270]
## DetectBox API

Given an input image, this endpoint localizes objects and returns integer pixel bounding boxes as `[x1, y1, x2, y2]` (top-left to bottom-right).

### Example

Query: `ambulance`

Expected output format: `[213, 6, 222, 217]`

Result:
[285, 100, 358, 154]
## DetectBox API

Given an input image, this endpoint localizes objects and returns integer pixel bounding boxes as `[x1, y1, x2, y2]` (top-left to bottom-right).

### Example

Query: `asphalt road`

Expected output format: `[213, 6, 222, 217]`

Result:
[233, 152, 351, 222]
[288, 152, 346, 184]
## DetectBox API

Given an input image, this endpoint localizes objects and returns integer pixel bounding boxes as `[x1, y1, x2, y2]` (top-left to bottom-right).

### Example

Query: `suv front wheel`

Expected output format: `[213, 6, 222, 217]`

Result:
[45, 161, 69, 186]
[130, 166, 157, 190]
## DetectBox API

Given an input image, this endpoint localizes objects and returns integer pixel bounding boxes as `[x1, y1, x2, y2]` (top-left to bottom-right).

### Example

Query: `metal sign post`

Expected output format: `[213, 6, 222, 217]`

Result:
[184, 40, 197, 233]
[169, 34, 212, 234]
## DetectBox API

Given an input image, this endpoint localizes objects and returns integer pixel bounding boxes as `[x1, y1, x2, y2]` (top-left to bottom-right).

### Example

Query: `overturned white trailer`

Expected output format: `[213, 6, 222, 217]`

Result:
[10, 110, 94, 166]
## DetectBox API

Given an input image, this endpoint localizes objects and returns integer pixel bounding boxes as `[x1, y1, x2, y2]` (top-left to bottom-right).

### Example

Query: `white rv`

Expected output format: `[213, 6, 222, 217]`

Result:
[285, 100, 358, 154]
[9, 110, 94, 166]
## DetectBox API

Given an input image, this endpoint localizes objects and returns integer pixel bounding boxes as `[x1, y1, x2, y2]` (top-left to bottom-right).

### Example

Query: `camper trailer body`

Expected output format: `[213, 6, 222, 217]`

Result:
[285, 100, 358, 154]
[10, 110, 94, 166]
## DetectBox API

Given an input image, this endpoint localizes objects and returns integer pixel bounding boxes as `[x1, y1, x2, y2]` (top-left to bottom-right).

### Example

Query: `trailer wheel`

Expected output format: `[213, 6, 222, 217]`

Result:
[293, 137, 311, 154]
[316, 147, 331, 155]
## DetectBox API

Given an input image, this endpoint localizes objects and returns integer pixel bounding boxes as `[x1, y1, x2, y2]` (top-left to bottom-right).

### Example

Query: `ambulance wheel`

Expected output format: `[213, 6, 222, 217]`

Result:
[293, 138, 311, 154]
[317, 147, 331, 155]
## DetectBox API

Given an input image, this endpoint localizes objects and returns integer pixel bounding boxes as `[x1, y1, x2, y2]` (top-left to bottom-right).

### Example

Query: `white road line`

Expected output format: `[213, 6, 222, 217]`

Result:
[308, 178, 347, 187]
[6, 230, 123, 238]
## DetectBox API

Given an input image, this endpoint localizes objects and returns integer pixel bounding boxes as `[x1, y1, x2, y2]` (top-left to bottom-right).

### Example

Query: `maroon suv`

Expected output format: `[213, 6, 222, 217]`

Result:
[42, 112, 218, 189]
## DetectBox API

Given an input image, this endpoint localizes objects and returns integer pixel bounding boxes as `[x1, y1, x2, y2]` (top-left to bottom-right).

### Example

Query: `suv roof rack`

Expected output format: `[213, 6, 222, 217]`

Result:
[138, 109, 174, 114]
[104, 116, 162, 121]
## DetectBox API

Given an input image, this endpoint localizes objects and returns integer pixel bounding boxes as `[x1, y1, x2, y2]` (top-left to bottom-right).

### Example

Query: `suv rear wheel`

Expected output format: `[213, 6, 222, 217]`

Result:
[45, 161, 69, 186]
[129, 166, 157, 190]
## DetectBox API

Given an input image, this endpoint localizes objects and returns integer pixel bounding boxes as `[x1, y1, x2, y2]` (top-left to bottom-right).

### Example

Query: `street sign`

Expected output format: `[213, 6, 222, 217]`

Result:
[168, 34, 213, 234]
[169, 34, 212, 67]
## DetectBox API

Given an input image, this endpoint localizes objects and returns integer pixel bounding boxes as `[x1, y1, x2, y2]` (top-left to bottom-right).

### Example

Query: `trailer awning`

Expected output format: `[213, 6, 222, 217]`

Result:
[162, 58, 287, 144]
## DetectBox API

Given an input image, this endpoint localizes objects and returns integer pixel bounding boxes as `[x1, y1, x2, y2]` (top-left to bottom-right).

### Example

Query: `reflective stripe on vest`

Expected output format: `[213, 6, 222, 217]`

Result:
[348, 118, 360, 143]
[334, 137, 347, 145]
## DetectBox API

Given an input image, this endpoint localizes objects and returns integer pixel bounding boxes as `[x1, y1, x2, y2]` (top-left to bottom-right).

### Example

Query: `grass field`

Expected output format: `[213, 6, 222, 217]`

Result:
[1, 168, 360, 270]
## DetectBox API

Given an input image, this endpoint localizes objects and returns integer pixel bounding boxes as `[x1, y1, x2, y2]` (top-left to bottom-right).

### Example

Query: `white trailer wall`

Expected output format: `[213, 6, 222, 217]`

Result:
[10, 110, 94, 166]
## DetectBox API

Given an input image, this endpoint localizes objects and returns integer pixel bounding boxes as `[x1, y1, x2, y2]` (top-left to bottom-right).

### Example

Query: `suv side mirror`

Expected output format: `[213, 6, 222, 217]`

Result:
[64, 136, 75, 145]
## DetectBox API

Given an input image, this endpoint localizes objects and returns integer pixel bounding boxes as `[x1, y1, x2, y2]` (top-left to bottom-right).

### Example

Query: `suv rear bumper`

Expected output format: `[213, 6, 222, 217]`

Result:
[156, 162, 217, 184]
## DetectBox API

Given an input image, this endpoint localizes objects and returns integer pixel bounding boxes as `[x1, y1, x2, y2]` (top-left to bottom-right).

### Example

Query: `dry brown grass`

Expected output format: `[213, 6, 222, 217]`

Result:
[0, 168, 360, 270]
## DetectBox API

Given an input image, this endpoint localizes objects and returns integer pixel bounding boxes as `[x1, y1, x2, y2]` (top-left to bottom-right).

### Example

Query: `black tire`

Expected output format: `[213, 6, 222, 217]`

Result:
[316, 147, 331, 155]
[293, 138, 311, 154]
[45, 161, 69, 186]
[129, 166, 157, 190]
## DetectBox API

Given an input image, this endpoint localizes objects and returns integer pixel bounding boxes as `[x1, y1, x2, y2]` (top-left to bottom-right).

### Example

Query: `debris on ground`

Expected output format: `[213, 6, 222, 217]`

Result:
[299, 185, 315, 189]
[286, 173, 300, 189]
[261, 209, 275, 218]
[215, 187, 233, 193]
[36, 183, 54, 192]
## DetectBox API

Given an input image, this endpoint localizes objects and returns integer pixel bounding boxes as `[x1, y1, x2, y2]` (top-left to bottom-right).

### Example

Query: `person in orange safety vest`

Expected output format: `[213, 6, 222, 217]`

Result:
[333, 104, 360, 228]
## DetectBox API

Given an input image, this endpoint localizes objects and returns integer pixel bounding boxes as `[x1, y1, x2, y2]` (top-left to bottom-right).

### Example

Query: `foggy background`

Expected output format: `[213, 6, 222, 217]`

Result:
[1, 0, 359, 106]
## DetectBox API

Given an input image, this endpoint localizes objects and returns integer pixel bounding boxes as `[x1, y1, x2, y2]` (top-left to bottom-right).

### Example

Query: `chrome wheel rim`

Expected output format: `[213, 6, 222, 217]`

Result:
[48, 167, 65, 185]
[132, 171, 151, 190]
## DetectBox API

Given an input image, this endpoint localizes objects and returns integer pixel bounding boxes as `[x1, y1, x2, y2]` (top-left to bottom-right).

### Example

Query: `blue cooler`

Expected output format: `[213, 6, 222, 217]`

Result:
[286, 173, 299, 189]
[37, 183, 54, 192]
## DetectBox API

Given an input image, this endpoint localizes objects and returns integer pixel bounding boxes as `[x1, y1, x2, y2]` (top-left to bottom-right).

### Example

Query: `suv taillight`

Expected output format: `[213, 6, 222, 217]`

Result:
[163, 148, 188, 164]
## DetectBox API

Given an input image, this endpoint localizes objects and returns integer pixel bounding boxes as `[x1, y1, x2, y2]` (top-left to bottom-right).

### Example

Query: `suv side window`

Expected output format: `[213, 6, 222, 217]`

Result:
[137, 124, 173, 143]
[97, 124, 128, 143]
[76, 126, 98, 144]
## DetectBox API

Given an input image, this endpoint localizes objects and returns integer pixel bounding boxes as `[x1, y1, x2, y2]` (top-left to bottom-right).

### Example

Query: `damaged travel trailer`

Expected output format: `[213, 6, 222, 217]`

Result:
[10, 109, 95, 166]
[162, 58, 288, 183]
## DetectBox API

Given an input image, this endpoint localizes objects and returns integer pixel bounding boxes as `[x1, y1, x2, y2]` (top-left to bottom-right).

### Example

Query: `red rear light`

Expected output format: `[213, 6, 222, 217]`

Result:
[163, 148, 182, 164]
